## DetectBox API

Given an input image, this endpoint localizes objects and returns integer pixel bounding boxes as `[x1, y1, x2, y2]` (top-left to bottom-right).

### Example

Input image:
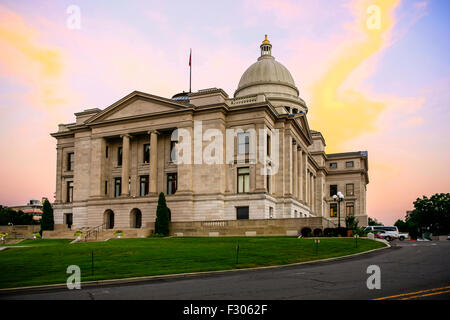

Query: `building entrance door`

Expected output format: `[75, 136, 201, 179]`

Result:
[66, 213, 73, 229]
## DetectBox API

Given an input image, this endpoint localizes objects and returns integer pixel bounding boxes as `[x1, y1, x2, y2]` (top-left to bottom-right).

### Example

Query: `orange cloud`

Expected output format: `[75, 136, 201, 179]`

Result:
[0, 5, 69, 111]
[309, 0, 402, 152]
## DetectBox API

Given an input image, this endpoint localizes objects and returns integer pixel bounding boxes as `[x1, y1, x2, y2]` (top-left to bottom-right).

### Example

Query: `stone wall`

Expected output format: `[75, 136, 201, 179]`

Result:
[170, 217, 336, 237]
[0, 225, 40, 238]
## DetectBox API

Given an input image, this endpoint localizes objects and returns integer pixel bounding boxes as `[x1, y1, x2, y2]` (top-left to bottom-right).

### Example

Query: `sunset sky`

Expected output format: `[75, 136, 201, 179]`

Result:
[0, 0, 448, 225]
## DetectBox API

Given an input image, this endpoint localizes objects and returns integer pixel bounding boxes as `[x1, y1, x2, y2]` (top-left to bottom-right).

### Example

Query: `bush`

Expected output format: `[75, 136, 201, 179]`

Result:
[345, 215, 358, 230]
[114, 230, 124, 237]
[30, 232, 41, 239]
[155, 193, 170, 236]
[40, 199, 54, 234]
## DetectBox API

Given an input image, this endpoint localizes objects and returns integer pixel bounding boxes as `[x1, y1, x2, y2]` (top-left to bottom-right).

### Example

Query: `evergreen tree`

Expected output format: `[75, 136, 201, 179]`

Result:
[40, 199, 54, 233]
[155, 192, 170, 236]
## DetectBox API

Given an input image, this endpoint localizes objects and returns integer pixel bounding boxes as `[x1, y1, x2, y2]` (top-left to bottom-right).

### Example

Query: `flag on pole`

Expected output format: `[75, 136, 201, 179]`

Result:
[189, 49, 192, 92]
[189, 49, 192, 67]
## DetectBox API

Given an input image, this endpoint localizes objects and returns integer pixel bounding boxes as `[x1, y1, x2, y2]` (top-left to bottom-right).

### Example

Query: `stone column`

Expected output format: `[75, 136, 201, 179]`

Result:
[297, 147, 302, 201]
[303, 153, 308, 202]
[284, 133, 293, 195]
[312, 175, 316, 213]
[310, 173, 313, 210]
[149, 130, 159, 194]
[121, 134, 131, 196]
[292, 140, 297, 200]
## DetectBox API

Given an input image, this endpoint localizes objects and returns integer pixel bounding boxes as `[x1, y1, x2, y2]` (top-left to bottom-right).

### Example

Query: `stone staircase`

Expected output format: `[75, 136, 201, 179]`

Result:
[43, 224, 152, 241]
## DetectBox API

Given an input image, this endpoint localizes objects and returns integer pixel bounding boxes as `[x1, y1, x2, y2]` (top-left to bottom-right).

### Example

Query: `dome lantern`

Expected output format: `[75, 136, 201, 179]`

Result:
[260, 34, 272, 56]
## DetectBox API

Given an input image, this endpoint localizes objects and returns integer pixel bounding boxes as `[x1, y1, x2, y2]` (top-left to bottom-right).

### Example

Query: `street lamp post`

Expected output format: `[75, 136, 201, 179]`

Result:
[332, 192, 345, 229]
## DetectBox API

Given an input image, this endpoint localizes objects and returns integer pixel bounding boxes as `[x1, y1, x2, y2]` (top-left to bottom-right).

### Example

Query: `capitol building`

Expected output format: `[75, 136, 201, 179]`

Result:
[50, 36, 368, 237]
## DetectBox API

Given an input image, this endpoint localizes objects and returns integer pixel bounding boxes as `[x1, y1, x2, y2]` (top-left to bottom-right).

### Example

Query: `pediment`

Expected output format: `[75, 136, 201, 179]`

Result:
[296, 114, 313, 144]
[86, 91, 192, 124]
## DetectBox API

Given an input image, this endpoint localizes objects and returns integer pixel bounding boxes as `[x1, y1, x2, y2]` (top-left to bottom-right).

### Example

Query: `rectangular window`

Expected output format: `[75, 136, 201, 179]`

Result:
[329, 162, 337, 169]
[117, 147, 123, 166]
[237, 167, 250, 193]
[346, 183, 354, 196]
[170, 140, 178, 162]
[114, 177, 121, 197]
[267, 134, 271, 156]
[346, 203, 355, 216]
[266, 174, 270, 193]
[346, 161, 354, 168]
[167, 173, 177, 195]
[330, 203, 337, 217]
[330, 184, 337, 197]
[104, 181, 108, 195]
[143, 144, 150, 164]
[140, 175, 149, 196]
[106, 146, 109, 158]
[67, 153, 74, 171]
[237, 132, 250, 155]
[67, 181, 73, 203]
[236, 206, 249, 220]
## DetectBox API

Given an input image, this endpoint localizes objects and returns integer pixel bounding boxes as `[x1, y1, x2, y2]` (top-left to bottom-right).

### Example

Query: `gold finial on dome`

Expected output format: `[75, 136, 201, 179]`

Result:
[262, 34, 270, 44]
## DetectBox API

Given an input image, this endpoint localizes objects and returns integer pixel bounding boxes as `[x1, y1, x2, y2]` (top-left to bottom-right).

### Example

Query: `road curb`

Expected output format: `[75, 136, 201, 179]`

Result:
[0, 240, 390, 295]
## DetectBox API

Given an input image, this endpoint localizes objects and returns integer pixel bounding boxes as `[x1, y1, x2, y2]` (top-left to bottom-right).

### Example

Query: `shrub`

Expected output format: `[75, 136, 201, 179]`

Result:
[30, 232, 41, 239]
[40, 199, 54, 234]
[155, 193, 170, 236]
[73, 230, 83, 237]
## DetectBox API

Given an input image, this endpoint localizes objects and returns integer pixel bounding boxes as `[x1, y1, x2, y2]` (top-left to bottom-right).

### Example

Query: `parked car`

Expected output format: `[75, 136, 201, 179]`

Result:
[364, 226, 399, 241]
[447, 234, 450, 241]
[398, 232, 409, 241]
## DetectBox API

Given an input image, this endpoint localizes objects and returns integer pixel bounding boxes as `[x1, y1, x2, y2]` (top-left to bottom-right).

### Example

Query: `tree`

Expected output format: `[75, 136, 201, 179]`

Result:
[394, 219, 408, 232]
[345, 215, 358, 230]
[0, 208, 35, 225]
[155, 192, 170, 236]
[368, 217, 383, 226]
[408, 193, 450, 235]
[40, 199, 54, 233]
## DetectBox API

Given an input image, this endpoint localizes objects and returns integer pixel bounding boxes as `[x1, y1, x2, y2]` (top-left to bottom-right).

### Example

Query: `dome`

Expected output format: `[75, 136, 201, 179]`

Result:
[234, 35, 299, 99]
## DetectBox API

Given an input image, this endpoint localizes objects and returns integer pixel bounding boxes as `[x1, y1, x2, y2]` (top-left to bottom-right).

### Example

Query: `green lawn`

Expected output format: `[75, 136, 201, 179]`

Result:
[0, 239, 72, 247]
[0, 237, 386, 289]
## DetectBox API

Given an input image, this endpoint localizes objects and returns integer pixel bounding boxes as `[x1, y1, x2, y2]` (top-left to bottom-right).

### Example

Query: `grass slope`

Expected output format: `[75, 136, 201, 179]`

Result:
[0, 237, 385, 289]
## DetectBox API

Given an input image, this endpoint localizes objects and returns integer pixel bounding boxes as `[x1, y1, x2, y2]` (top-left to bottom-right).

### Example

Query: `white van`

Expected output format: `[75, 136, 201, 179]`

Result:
[364, 226, 399, 241]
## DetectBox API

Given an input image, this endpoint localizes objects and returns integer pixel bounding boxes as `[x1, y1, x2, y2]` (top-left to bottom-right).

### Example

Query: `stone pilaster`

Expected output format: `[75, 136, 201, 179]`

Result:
[89, 137, 106, 198]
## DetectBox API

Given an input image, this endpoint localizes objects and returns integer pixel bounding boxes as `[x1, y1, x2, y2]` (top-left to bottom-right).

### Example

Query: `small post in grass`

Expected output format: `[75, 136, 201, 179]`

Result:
[236, 242, 240, 265]
[314, 239, 320, 255]
[354, 234, 359, 248]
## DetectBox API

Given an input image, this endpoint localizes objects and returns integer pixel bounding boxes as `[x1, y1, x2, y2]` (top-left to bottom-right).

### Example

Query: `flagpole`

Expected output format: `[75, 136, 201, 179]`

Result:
[189, 48, 192, 93]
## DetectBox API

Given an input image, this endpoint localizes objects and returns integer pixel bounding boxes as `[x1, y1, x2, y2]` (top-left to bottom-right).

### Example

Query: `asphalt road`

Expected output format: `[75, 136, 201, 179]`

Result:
[2, 240, 450, 300]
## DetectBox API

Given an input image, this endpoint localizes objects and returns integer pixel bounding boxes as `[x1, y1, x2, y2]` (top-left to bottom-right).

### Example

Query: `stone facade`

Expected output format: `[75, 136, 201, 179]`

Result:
[51, 36, 369, 232]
